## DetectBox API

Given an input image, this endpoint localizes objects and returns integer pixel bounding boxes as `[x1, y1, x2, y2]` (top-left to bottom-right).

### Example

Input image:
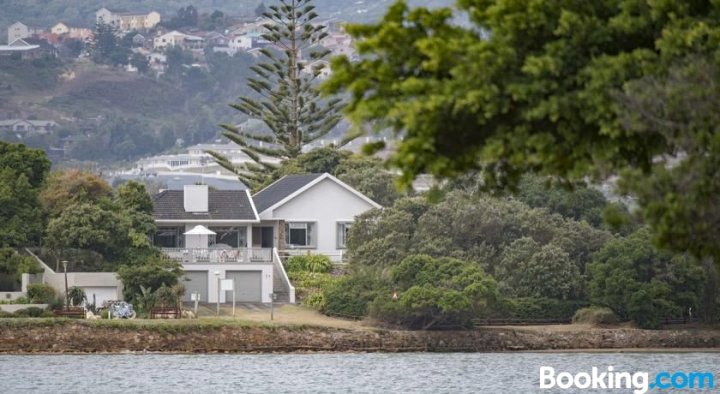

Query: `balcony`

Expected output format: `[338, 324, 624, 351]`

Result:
[162, 248, 273, 264]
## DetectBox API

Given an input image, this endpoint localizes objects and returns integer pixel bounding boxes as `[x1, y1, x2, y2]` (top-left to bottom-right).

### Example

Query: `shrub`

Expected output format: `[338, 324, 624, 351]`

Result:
[286, 254, 332, 273]
[491, 297, 588, 320]
[304, 292, 326, 311]
[27, 283, 57, 304]
[324, 274, 386, 318]
[117, 256, 183, 303]
[572, 306, 620, 325]
[68, 286, 86, 306]
[288, 271, 338, 308]
[13, 306, 46, 317]
[0, 310, 13, 318]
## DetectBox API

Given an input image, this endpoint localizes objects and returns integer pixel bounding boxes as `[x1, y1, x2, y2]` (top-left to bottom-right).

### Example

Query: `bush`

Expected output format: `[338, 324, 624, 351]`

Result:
[0, 310, 14, 318]
[286, 254, 332, 273]
[27, 283, 57, 304]
[323, 274, 386, 318]
[572, 306, 620, 325]
[13, 306, 47, 317]
[287, 271, 338, 308]
[117, 256, 183, 303]
[491, 297, 589, 320]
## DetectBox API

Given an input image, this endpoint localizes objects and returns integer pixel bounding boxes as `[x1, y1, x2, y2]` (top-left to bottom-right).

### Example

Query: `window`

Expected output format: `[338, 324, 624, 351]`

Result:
[210, 227, 247, 248]
[153, 227, 184, 248]
[337, 222, 352, 249]
[285, 222, 315, 248]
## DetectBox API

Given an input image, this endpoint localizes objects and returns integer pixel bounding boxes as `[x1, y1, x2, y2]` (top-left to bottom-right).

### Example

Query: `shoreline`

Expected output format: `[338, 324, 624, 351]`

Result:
[1, 319, 719, 354]
[2, 348, 720, 356]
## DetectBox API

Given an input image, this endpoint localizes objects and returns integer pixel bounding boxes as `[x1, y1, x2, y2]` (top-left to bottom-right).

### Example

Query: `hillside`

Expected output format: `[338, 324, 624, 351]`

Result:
[0, 1, 454, 42]
[0, 55, 253, 165]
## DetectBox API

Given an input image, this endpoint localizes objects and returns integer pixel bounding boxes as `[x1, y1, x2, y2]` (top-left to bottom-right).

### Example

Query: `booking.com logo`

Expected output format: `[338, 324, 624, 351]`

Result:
[540, 366, 715, 393]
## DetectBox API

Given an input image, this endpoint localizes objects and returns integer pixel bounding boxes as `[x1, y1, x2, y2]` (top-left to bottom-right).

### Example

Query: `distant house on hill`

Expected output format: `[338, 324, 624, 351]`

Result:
[51, 22, 92, 41]
[0, 119, 58, 134]
[153, 30, 203, 50]
[7, 22, 44, 44]
[96, 8, 161, 31]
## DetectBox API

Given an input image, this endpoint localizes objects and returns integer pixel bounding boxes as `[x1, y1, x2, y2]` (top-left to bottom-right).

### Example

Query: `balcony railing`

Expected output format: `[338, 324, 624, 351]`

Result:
[161, 248, 273, 264]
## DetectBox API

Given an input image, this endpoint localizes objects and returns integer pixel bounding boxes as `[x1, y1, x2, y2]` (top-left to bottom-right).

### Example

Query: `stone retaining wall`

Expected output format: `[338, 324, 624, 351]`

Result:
[0, 322, 719, 353]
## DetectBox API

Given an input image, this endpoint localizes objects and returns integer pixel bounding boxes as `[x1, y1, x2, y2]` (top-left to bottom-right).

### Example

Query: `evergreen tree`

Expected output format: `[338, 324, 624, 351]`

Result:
[90, 20, 119, 64]
[210, 0, 343, 189]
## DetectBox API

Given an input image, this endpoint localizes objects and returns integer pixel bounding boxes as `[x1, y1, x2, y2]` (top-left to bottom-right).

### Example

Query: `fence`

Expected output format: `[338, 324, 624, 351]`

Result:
[162, 248, 273, 264]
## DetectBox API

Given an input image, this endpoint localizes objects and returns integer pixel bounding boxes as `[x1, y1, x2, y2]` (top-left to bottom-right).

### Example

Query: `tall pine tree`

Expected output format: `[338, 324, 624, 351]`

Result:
[210, 0, 343, 189]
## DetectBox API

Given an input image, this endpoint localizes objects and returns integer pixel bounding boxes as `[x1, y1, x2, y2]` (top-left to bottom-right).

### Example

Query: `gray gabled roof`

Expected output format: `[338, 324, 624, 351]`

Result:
[153, 190, 258, 221]
[252, 173, 323, 213]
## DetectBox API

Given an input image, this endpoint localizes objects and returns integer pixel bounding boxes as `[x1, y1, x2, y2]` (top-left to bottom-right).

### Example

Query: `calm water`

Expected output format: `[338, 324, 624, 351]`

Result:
[0, 352, 718, 393]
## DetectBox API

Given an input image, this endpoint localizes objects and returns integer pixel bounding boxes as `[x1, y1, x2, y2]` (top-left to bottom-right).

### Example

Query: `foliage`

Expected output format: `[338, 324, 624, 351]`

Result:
[67, 286, 86, 307]
[115, 181, 154, 214]
[616, 57, 720, 271]
[40, 170, 113, 218]
[516, 175, 609, 227]
[368, 255, 499, 329]
[572, 307, 619, 325]
[212, 0, 344, 189]
[588, 228, 705, 328]
[0, 248, 42, 286]
[490, 297, 588, 321]
[162, 6, 199, 29]
[323, 273, 387, 317]
[287, 270, 338, 308]
[42, 171, 157, 268]
[11, 307, 48, 318]
[286, 254, 332, 274]
[0, 142, 50, 247]
[27, 284, 57, 304]
[496, 241, 581, 299]
[90, 20, 130, 66]
[325, 0, 720, 272]
[116, 256, 183, 304]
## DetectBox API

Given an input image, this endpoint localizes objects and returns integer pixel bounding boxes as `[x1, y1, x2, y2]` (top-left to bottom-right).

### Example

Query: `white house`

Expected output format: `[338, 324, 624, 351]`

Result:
[151, 173, 380, 304]
[7, 22, 43, 44]
[152, 185, 286, 304]
[153, 31, 204, 50]
[252, 173, 381, 260]
[228, 35, 252, 51]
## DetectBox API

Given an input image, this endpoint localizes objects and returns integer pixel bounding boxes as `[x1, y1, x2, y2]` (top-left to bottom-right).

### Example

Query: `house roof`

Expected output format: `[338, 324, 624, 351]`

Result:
[252, 173, 382, 214]
[153, 189, 258, 222]
[252, 173, 323, 213]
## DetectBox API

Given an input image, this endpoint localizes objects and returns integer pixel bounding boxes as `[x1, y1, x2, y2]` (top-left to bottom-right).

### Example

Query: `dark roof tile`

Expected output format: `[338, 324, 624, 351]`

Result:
[253, 173, 323, 213]
[153, 190, 257, 221]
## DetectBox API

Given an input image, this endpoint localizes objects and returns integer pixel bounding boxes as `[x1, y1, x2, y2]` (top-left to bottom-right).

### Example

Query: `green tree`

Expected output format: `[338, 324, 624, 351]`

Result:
[130, 52, 149, 74]
[370, 254, 499, 329]
[211, 0, 343, 189]
[0, 248, 42, 290]
[40, 170, 113, 218]
[0, 142, 50, 247]
[588, 228, 704, 328]
[116, 256, 183, 303]
[115, 181, 154, 214]
[90, 20, 121, 64]
[324, 0, 720, 270]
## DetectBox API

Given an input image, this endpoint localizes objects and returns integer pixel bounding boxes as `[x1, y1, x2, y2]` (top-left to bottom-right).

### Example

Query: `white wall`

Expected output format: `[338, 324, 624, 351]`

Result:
[182, 263, 274, 303]
[271, 178, 377, 255]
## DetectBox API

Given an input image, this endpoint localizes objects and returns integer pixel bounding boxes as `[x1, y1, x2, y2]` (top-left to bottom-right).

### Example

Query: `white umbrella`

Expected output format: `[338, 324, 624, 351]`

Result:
[184, 225, 216, 235]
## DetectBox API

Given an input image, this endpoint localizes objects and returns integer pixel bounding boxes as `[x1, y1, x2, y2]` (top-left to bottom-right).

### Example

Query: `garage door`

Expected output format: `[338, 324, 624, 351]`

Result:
[82, 286, 118, 306]
[182, 271, 208, 302]
[225, 271, 262, 302]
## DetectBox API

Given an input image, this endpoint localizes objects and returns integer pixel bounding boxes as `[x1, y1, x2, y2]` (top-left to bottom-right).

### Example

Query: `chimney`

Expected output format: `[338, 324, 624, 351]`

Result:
[184, 184, 208, 212]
